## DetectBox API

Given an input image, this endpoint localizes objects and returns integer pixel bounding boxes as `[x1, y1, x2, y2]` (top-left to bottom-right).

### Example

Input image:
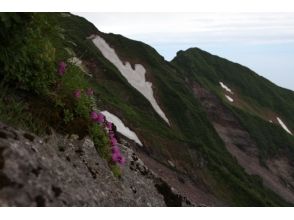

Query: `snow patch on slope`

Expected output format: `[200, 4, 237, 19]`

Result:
[277, 117, 292, 135]
[225, 95, 234, 102]
[92, 35, 170, 125]
[101, 110, 143, 146]
[220, 82, 233, 94]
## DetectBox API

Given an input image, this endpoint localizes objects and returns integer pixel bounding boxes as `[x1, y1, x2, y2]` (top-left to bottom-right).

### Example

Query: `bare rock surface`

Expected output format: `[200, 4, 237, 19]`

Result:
[0, 122, 194, 206]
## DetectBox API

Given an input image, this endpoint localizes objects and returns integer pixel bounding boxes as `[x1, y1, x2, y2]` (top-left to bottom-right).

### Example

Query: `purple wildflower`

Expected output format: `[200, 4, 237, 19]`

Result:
[111, 146, 120, 154]
[107, 122, 113, 130]
[90, 111, 98, 121]
[58, 61, 67, 76]
[112, 151, 125, 165]
[116, 154, 125, 165]
[97, 112, 105, 124]
[112, 152, 120, 163]
[110, 137, 117, 146]
[109, 132, 115, 139]
[74, 89, 81, 99]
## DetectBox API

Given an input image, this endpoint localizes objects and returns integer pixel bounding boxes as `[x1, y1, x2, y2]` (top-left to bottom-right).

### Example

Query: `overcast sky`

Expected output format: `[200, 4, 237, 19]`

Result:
[76, 13, 294, 91]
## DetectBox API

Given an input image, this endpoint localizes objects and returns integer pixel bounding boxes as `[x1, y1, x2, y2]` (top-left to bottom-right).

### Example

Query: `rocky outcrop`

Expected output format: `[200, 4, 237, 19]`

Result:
[192, 81, 294, 204]
[0, 122, 194, 207]
[123, 144, 194, 207]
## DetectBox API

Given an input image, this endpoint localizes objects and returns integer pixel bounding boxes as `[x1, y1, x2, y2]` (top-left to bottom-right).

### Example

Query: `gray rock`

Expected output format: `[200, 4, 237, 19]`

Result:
[69, 134, 79, 140]
[0, 122, 168, 206]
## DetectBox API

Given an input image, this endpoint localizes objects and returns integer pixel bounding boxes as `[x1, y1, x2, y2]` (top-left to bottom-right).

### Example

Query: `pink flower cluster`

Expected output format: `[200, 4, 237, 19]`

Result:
[58, 61, 67, 76]
[91, 111, 125, 165]
[91, 111, 105, 123]
[74, 89, 81, 99]
[73, 88, 94, 99]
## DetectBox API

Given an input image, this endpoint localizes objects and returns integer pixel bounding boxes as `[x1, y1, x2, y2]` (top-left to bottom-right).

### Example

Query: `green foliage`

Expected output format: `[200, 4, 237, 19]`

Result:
[110, 164, 122, 178]
[88, 122, 120, 178]
[0, 12, 118, 177]
[55, 64, 93, 119]
[0, 13, 32, 44]
[58, 65, 89, 96]
[0, 13, 61, 94]
[0, 85, 44, 134]
[75, 93, 92, 118]
[231, 107, 294, 159]
[89, 123, 111, 160]
[63, 108, 74, 124]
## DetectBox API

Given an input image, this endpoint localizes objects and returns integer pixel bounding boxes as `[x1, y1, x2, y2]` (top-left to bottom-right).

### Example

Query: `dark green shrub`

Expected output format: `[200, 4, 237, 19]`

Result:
[89, 123, 111, 160]
[0, 13, 60, 94]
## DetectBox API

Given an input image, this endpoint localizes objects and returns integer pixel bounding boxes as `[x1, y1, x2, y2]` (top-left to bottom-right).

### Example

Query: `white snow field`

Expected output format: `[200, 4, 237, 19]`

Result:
[225, 95, 234, 102]
[101, 110, 143, 146]
[277, 117, 292, 135]
[92, 35, 170, 125]
[219, 81, 233, 94]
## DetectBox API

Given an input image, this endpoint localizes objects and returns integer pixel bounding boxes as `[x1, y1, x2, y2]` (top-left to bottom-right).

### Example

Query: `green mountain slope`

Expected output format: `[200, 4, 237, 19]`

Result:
[171, 48, 294, 159]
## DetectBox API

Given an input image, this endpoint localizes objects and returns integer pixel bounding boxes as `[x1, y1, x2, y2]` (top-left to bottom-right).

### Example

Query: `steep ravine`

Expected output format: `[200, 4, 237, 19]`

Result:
[191, 81, 294, 204]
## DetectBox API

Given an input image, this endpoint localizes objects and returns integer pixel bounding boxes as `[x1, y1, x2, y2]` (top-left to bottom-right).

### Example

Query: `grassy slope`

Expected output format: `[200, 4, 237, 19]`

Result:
[171, 48, 294, 128]
[171, 48, 294, 160]
[56, 13, 292, 206]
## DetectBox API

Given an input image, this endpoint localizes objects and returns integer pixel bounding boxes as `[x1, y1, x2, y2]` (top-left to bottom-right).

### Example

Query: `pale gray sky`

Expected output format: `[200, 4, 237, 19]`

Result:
[76, 13, 294, 91]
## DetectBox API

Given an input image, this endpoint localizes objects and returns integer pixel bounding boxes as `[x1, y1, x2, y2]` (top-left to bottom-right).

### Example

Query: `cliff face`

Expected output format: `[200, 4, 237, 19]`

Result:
[0, 122, 194, 207]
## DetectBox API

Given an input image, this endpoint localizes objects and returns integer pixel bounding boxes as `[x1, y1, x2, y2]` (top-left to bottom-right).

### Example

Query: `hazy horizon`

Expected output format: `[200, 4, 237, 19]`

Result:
[76, 13, 294, 91]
